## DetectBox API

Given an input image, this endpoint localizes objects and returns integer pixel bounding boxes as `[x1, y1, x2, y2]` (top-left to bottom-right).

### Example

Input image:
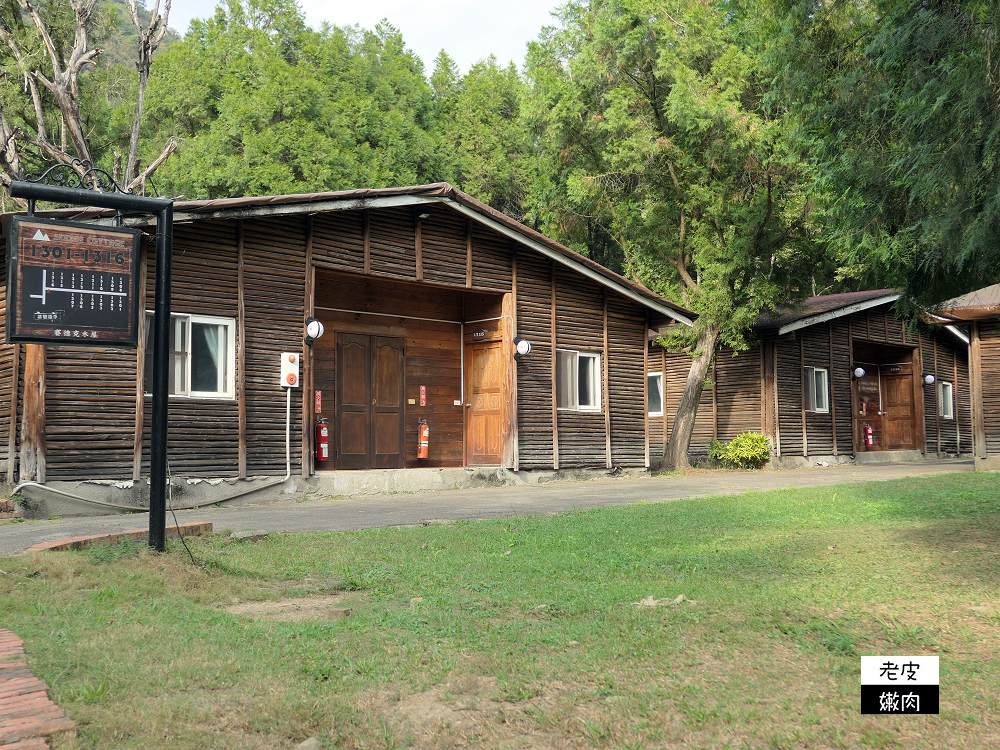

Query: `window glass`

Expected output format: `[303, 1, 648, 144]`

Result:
[804, 366, 828, 412]
[144, 313, 234, 398]
[191, 322, 225, 393]
[814, 369, 829, 412]
[938, 381, 954, 419]
[556, 350, 577, 409]
[579, 354, 600, 409]
[804, 366, 816, 411]
[648, 373, 663, 416]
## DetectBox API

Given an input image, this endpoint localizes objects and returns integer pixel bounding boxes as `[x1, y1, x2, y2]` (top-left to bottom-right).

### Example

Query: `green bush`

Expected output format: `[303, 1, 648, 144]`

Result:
[711, 432, 771, 470]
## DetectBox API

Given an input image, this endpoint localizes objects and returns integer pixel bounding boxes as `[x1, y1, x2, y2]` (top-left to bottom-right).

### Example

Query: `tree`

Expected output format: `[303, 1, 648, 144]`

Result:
[524, 0, 820, 469]
[769, 0, 1000, 309]
[0, 0, 177, 203]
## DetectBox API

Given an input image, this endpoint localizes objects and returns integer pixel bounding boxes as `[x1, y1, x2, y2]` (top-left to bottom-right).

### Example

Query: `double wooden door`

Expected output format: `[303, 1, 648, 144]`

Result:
[336, 333, 405, 469]
[855, 364, 917, 451]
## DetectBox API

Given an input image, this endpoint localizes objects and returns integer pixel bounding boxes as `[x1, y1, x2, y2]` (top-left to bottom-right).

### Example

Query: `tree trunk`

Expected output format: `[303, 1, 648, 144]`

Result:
[662, 325, 720, 470]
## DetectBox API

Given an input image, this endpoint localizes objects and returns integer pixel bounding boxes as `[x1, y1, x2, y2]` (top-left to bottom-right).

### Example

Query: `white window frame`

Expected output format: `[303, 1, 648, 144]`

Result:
[647, 372, 664, 417]
[803, 366, 829, 413]
[556, 349, 602, 412]
[938, 380, 954, 419]
[144, 312, 237, 399]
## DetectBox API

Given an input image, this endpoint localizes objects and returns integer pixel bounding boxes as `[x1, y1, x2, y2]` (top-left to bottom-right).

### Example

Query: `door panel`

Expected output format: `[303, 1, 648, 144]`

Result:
[855, 370, 883, 451]
[337, 334, 372, 469]
[882, 371, 917, 450]
[373, 337, 405, 468]
[465, 342, 503, 465]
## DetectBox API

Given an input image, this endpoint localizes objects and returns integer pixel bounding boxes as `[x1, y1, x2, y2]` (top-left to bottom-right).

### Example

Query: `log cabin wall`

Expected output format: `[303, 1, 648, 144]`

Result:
[0, 228, 16, 476]
[976, 322, 1000, 456]
[3, 195, 670, 480]
[649, 344, 762, 460]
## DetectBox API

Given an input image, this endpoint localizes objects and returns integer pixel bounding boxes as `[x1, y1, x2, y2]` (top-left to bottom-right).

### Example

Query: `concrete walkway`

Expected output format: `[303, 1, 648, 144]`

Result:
[0, 458, 977, 556]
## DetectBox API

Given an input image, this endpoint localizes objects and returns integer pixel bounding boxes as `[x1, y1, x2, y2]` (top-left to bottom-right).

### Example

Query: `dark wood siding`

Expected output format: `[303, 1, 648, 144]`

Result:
[607, 296, 646, 467]
[513, 253, 554, 468]
[0, 228, 14, 472]
[980, 324, 1000, 454]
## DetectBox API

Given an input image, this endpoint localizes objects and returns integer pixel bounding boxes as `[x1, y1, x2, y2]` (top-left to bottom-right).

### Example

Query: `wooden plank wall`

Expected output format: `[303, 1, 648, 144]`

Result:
[0, 228, 16, 475]
[513, 253, 554, 468]
[921, 333, 971, 455]
[139, 222, 242, 478]
[553, 268, 605, 467]
[607, 296, 646, 467]
[979, 324, 1000, 454]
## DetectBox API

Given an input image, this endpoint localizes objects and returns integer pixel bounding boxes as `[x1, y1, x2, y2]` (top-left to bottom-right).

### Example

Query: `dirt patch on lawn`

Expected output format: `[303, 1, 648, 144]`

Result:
[223, 595, 349, 622]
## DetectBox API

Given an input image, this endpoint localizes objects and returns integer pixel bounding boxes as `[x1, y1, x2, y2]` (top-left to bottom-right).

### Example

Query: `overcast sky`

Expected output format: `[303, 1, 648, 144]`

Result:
[163, 0, 564, 73]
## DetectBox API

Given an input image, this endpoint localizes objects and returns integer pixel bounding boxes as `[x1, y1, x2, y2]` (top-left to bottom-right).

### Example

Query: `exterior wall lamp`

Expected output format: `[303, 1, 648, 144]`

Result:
[922, 373, 936, 385]
[514, 336, 532, 361]
[304, 316, 325, 346]
[852, 367, 866, 380]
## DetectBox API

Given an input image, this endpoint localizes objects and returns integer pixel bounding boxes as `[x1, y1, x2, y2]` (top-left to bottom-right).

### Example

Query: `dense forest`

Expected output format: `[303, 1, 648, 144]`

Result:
[2, 0, 998, 464]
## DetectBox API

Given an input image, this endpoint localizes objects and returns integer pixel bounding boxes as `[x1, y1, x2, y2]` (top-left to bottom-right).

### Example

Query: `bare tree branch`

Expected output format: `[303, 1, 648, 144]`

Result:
[128, 139, 177, 192]
[124, 0, 172, 185]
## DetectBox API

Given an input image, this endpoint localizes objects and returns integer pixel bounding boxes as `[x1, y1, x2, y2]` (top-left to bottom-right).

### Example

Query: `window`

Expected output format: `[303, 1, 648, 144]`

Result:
[938, 381, 954, 419]
[648, 372, 664, 416]
[144, 313, 236, 398]
[556, 349, 601, 411]
[803, 366, 829, 413]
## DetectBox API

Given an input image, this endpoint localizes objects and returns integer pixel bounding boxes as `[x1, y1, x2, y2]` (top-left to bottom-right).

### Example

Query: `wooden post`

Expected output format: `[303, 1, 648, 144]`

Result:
[7, 343, 20, 483]
[237, 221, 247, 478]
[604, 295, 612, 468]
[644, 310, 650, 468]
[19, 344, 45, 483]
[132, 246, 149, 480]
[301, 217, 314, 478]
[970, 322, 986, 459]
[661, 346, 668, 461]
[829, 321, 838, 456]
[912, 337, 926, 453]
[363, 209, 371, 275]
[415, 216, 423, 281]
[550, 260, 559, 470]
[465, 219, 473, 288]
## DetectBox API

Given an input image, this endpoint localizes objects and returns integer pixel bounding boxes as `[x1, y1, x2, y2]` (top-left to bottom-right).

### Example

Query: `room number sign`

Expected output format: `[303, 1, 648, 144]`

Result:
[6, 216, 141, 347]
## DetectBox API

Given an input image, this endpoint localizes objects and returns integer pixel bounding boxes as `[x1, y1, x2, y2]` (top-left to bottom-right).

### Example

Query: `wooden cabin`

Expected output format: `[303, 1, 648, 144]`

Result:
[925, 283, 1000, 471]
[648, 291, 973, 466]
[0, 184, 692, 484]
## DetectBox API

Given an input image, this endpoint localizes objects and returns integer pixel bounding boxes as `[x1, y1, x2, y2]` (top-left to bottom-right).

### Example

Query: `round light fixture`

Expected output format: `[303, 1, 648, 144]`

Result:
[853, 367, 866, 379]
[513, 337, 532, 360]
[923, 373, 936, 385]
[304, 317, 325, 345]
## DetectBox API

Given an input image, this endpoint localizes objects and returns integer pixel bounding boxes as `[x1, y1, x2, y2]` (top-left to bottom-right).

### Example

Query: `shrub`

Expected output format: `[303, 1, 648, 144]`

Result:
[713, 432, 771, 470]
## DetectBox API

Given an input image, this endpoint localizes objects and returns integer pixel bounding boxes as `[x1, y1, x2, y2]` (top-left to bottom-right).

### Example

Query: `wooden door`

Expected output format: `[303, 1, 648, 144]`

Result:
[336, 333, 405, 469]
[854, 369, 883, 451]
[882, 369, 917, 450]
[465, 342, 503, 465]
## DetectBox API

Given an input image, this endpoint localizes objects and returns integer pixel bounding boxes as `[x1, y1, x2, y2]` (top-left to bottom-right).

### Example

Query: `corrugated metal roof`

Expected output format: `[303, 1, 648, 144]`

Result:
[2, 182, 694, 323]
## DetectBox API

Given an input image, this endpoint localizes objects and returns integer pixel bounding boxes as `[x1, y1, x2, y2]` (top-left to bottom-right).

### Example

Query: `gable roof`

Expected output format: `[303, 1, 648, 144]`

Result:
[754, 290, 900, 335]
[925, 283, 1000, 322]
[2, 182, 694, 326]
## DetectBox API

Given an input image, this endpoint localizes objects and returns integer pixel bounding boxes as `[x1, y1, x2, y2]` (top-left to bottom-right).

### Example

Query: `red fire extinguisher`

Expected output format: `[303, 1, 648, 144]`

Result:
[418, 420, 429, 459]
[315, 418, 329, 462]
[864, 423, 874, 447]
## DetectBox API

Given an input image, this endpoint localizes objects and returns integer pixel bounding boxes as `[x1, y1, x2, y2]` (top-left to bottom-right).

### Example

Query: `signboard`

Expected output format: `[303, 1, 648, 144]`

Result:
[6, 216, 141, 347]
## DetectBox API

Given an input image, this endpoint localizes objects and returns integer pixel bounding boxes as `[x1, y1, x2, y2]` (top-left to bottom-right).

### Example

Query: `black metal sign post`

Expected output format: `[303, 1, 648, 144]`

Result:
[9, 179, 173, 552]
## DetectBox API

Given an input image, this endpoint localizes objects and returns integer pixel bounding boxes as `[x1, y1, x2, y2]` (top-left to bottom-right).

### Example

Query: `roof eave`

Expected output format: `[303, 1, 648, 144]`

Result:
[775, 294, 901, 336]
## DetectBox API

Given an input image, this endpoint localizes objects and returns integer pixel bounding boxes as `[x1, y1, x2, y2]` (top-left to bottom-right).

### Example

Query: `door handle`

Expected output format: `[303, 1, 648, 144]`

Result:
[372, 399, 376, 405]
[465, 403, 471, 408]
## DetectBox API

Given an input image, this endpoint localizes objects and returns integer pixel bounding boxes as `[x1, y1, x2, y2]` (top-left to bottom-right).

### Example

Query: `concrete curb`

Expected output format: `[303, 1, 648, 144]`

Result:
[23, 522, 213, 553]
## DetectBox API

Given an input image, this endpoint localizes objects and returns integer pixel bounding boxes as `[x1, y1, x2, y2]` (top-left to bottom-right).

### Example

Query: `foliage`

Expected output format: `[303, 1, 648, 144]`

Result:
[768, 0, 1000, 307]
[708, 432, 771, 469]
[1, 473, 997, 748]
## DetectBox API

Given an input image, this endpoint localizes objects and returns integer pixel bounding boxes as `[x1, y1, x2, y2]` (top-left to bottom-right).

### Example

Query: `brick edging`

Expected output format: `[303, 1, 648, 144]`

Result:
[23, 522, 213, 553]
[0, 630, 75, 749]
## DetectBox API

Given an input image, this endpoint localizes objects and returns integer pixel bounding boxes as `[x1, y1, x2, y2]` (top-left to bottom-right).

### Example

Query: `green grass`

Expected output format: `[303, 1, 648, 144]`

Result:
[2, 473, 999, 749]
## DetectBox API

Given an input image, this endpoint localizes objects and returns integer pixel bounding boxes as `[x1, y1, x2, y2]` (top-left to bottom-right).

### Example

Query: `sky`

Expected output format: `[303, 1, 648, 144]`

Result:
[163, 0, 564, 73]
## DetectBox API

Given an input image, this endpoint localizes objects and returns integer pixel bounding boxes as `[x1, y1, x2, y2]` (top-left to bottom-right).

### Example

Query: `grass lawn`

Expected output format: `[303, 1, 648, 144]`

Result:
[1, 472, 998, 749]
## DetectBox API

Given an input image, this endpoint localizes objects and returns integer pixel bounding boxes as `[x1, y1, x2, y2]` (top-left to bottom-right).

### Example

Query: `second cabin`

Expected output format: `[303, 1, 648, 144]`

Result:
[649, 291, 973, 467]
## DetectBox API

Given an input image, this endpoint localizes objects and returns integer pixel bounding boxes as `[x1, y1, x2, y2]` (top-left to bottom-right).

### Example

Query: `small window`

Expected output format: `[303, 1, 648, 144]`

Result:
[804, 366, 829, 413]
[144, 313, 236, 399]
[648, 372, 664, 416]
[938, 381, 954, 419]
[556, 349, 601, 411]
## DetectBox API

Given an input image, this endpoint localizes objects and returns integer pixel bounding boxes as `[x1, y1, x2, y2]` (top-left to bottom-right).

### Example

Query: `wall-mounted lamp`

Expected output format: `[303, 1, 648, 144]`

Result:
[304, 316, 325, 346]
[513, 336, 532, 361]
[417, 211, 431, 220]
[922, 373, 936, 385]
[852, 367, 866, 380]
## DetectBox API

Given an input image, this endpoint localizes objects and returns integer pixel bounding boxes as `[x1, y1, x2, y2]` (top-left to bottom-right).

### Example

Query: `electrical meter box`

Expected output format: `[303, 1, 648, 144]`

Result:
[280, 352, 300, 388]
